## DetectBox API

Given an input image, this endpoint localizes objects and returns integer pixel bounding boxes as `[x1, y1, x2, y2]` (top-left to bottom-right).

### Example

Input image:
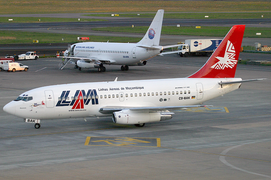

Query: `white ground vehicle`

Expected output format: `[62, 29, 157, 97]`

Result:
[3, 62, 29, 72]
[178, 39, 222, 57]
[0, 59, 14, 70]
[15, 51, 39, 60]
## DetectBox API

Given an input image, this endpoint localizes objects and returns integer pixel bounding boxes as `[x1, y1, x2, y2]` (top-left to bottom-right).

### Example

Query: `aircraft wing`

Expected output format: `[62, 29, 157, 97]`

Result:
[99, 104, 228, 114]
[59, 56, 116, 64]
[58, 56, 116, 70]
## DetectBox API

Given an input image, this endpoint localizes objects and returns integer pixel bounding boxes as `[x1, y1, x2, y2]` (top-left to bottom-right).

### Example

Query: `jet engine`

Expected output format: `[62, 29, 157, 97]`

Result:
[135, 61, 147, 66]
[112, 109, 173, 125]
[77, 60, 100, 69]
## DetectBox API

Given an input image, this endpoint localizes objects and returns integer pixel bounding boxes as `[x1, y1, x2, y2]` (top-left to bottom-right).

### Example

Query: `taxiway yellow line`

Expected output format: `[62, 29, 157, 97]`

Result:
[84, 136, 91, 146]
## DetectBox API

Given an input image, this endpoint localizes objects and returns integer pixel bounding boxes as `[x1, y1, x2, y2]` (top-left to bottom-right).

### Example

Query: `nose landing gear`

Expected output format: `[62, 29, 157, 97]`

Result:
[34, 123, 41, 129]
[24, 119, 41, 129]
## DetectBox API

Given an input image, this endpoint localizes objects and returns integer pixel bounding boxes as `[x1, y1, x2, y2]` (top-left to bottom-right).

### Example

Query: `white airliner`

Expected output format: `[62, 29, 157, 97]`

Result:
[3, 25, 263, 129]
[59, 9, 180, 72]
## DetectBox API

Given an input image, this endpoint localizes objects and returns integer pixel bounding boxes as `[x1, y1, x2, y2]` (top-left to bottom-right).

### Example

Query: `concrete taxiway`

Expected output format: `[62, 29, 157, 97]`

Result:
[0, 52, 270, 179]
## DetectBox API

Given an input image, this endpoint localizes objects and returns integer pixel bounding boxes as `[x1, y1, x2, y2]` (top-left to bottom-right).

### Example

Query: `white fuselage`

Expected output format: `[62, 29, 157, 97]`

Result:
[72, 42, 161, 65]
[4, 78, 241, 120]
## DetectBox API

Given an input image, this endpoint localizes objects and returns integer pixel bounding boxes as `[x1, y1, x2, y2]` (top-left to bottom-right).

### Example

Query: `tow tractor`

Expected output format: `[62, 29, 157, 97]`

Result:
[15, 51, 39, 60]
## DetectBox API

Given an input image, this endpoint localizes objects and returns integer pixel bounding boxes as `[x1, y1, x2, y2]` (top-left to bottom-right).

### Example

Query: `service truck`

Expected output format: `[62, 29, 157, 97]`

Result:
[3, 62, 29, 72]
[178, 39, 222, 57]
[15, 51, 39, 60]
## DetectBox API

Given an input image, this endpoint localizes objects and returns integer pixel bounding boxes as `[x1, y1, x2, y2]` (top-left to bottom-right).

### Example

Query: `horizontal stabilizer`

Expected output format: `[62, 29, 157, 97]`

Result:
[159, 50, 183, 56]
[137, 45, 162, 50]
[219, 78, 266, 85]
[162, 44, 181, 49]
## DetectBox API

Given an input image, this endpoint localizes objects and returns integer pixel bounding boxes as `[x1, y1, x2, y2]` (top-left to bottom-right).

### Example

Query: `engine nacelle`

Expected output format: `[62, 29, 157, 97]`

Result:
[136, 61, 147, 66]
[77, 60, 99, 69]
[112, 109, 172, 125]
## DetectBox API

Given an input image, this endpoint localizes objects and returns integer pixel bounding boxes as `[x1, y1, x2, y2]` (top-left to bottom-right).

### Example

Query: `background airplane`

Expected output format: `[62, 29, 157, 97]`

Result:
[3, 25, 263, 129]
[59, 9, 180, 72]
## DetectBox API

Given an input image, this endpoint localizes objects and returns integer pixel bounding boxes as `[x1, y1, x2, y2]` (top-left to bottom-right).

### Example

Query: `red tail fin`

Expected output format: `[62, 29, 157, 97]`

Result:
[188, 25, 245, 78]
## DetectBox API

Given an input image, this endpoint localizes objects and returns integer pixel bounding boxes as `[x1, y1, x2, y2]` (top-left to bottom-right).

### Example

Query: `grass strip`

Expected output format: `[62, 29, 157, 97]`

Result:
[0, 26, 270, 44]
[88, 12, 271, 19]
[92, 26, 271, 38]
[0, 1, 270, 14]
[0, 30, 141, 44]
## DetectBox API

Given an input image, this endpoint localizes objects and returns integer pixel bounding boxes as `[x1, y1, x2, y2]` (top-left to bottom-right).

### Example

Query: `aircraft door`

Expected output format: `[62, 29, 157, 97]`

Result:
[44, 90, 54, 108]
[132, 47, 136, 58]
[196, 83, 204, 100]
[71, 45, 76, 56]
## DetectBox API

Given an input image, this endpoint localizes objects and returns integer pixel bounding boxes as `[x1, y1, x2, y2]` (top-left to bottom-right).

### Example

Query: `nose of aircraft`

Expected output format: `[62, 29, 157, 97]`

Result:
[3, 101, 16, 115]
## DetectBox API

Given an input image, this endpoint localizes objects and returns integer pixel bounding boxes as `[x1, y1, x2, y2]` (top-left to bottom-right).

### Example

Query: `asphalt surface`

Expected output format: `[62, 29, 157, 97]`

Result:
[0, 53, 270, 180]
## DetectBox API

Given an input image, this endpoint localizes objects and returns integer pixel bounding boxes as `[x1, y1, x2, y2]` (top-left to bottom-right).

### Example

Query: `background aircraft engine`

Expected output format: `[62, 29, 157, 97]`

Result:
[135, 61, 147, 66]
[77, 60, 99, 69]
[112, 109, 172, 125]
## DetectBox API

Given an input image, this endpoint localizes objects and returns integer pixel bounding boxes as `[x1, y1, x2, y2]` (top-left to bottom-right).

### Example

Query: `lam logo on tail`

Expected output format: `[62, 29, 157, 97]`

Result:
[188, 25, 245, 78]
[211, 40, 237, 70]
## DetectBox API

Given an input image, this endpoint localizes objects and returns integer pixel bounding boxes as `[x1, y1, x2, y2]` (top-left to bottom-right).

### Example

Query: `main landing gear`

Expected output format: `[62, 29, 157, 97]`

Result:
[121, 65, 129, 71]
[98, 65, 106, 72]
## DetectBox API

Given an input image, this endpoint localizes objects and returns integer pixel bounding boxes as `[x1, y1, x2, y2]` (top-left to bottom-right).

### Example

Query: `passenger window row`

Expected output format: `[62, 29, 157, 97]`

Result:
[100, 90, 191, 99]
[58, 90, 191, 101]
[78, 49, 129, 54]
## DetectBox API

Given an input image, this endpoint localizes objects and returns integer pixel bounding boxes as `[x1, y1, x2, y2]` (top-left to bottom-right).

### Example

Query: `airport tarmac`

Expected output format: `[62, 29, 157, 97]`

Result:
[0, 53, 270, 179]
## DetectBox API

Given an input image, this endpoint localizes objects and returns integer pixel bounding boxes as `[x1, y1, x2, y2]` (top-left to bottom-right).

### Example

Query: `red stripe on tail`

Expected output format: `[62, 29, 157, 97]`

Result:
[188, 25, 245, 78]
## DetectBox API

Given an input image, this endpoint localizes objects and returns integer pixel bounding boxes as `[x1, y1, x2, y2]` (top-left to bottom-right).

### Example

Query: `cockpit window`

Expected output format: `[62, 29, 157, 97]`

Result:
[14, 96, 33, 102]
